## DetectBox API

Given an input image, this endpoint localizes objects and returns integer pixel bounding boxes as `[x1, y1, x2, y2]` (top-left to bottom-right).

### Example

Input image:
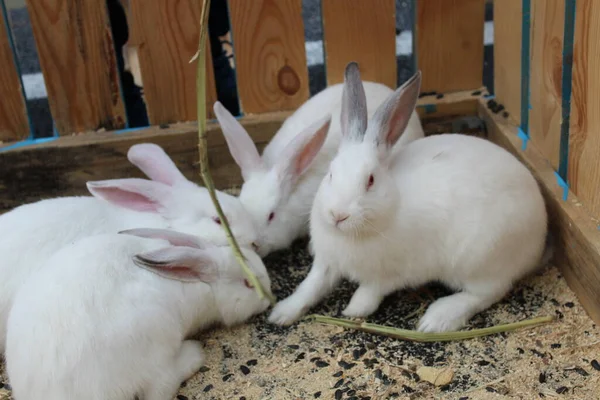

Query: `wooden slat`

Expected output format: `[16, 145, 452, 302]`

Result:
[321, 0, 396, 88]
[128, 0, 217, 125]
[25, 0, 126, 135]
[0, 111, 291, 213]
[228, 0, 309, 114]
[416, 0, 485, 93]
[0, 6, 29, 142]
[493, 0, 522, 124]
[528, 0, 564, 169]
[569, 0, 600, 219]
[479, 98, 600, 326]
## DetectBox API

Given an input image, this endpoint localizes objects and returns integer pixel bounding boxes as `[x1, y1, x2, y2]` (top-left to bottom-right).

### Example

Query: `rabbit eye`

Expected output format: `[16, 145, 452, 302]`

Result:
[367, 174, 374, 190]
[244, 279, 254, 289]
[268, 212, 275, 223]
[212, 216, 221, 225]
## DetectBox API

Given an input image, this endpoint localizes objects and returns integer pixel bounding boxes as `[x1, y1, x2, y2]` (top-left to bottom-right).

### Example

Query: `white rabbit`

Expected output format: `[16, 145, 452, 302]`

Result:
[268, 63, 549, 333]
[5, 228, 272, 400]
[214, 78, 425, 257]
[0, 143, 258, 353]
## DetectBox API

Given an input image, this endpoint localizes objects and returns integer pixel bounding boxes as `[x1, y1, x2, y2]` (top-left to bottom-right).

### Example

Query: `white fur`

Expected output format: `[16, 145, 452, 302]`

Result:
[215, 79, 424, 257]
[0, 143, 258, 353]
[269, 65, 548, 332]
[6, 229, 272, 400]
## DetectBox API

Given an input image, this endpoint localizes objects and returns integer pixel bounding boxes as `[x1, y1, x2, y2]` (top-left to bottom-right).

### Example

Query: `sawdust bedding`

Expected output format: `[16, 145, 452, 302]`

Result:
[1, 238, 599, 400]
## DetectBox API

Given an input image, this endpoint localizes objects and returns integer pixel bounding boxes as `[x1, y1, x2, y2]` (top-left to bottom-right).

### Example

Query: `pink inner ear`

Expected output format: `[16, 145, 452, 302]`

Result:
[94, 187, 160, 213]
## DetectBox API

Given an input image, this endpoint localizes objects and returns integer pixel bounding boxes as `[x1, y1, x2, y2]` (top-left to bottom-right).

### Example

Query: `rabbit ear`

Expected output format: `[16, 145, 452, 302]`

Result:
[274, 113, 331, 188]
[132, 247, 219, 283]
[341, 62, 368, 142]
[366, 70, 421, 151]
[127, 143, 188, 186]
[118, 228, 215, 249]
[214, 101, 264, 181]
[87, 178, 172, 213]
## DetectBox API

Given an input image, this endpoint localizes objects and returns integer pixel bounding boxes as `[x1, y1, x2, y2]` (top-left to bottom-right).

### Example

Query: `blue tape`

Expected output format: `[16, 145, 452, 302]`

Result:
[554, 171, 569, 201]
[483, 94, 496, 100]
[417, 104, 437, 114]
[1, 0, 34, 139]
[0, 137, 57, 152]
[517, 127, 529, 151]
[558, 0, 577, 182]
[520, 0, 531, 135]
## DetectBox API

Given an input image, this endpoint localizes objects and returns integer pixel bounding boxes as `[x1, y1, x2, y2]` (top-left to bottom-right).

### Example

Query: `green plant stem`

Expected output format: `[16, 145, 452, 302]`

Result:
[194, 0, 275, 305]
[306, 314, 554, 342]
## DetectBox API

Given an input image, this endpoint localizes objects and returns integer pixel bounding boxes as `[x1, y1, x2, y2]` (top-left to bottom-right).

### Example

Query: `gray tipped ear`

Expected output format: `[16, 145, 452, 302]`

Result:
[366, 70, 422, 150]
[341, 62, 368, 141]
[119, 228, 215, 249]
[132, 247, 219, 283]
[213, 101, 264, 181]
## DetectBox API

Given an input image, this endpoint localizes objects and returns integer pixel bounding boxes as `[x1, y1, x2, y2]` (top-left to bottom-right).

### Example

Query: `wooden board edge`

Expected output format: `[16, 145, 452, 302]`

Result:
[478, 98, 600, 325]
[416, 88, 486, 120]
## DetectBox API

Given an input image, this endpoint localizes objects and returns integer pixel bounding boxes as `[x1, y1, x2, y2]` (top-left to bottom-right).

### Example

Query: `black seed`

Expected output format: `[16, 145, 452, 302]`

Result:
[459, 397, 469, 400]
[348, 397, 359, 400]
[440, 384, 451, 391]
[295, 352, 306, 362]
[517, 348, 525, 354]
[287, 344, 300, 349]
[247, 359, 258, 366]
[574, 367, 589, 376]
[203, 384, 214, 392]
[310, 357, 321, 362]
[564, 302, 575, 308]
[555, 310, 564, 319]
[347, 389, 357, 396]
[316, 360, 330, 368]
[222, 373, 234, 382]
[240, 365, 251, 375]
[477, 360, 490, 366]
[472, 90, 482, 96]
[339, 360, 357, 370]
[198, 366, 210, 373]
[551, 299, 560, 306]
[374, 369, 383, 379]
[334, 378, 344, 388]
[177, 396, 188, 400]
[402, 385, 415, 393]
[503, 111, 509, 118]
[180, 381, 187, 388]
[436, 93, 444, 99]
[353, 349, 361, 360]
[361, 397, 372, 400]
[159, 123, 170, 129]
[314, 391, 322, 398]
[333, 371, 343, 377]
[485, 387, 496, 393]
[551, 343, 562, 349]
[539, 372, 547, 383]
[591, 359, 600, 371]
[556, 386, 568, 394]
[335, 389, 343, 400]
[240, 397, 246, 400]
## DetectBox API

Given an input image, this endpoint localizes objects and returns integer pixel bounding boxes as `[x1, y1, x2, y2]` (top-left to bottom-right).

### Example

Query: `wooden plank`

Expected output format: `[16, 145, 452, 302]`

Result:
[0, 111, 291, 213]
[416, 87, 487, 120]
[569, 0, 600, 219]
[228, 0, 309, 114]
[128, 0, 217, 124]
[478, 98, 600, 326]
[25, 0, 126, 135]
[321, 0, 396, 88]
[493, 0, 522, 124]
[416, 0, 485, 93]
[528, 0, 564, 169]
[0, 5, 30, 142]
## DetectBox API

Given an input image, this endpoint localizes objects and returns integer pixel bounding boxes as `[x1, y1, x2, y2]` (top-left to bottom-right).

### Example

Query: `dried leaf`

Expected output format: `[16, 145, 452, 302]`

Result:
[416, 366, 454, 386]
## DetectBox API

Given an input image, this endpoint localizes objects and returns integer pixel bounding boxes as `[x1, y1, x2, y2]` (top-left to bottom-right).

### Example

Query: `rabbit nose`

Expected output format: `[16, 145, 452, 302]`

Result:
[331, 211, 350, 226]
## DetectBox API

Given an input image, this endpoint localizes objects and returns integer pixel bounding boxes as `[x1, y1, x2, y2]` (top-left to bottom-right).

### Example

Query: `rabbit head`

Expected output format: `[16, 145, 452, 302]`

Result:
[314, 63, 422, 236]
[214, 102, 331, 256]
[122, 227, 272, 326]
[86, 143, 259, 248]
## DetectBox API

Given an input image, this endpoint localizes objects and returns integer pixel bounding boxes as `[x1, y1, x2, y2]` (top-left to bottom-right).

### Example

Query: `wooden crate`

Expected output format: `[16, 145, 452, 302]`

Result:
[0, 0, 599, 324]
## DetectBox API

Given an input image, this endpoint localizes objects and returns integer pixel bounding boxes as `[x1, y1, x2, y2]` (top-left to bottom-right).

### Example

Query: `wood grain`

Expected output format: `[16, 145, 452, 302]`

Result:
[569, 0, 600, 219]
[228, 0, 309, 114]
[493, 0, 522, 124]
[25, 0, 126, 135]
[479, 98, 600, 326]
[528, 0, 564, 169]
[129, 0, 217, 124]
[0, 7, 30, 142]
[0, 111, 291, 213]
[416, 0, 485, 93]
[321, 0, 396, 88]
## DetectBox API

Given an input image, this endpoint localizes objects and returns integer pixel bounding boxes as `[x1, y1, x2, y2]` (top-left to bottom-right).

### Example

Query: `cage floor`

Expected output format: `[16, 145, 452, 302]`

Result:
[1, 238, 599, 400]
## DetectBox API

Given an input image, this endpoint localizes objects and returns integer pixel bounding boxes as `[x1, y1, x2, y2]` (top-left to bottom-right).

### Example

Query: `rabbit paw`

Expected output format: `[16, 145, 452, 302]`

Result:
[342, 286, 382, 317]
[268, 296, 308, 326]
[417, 296, 470, 333]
